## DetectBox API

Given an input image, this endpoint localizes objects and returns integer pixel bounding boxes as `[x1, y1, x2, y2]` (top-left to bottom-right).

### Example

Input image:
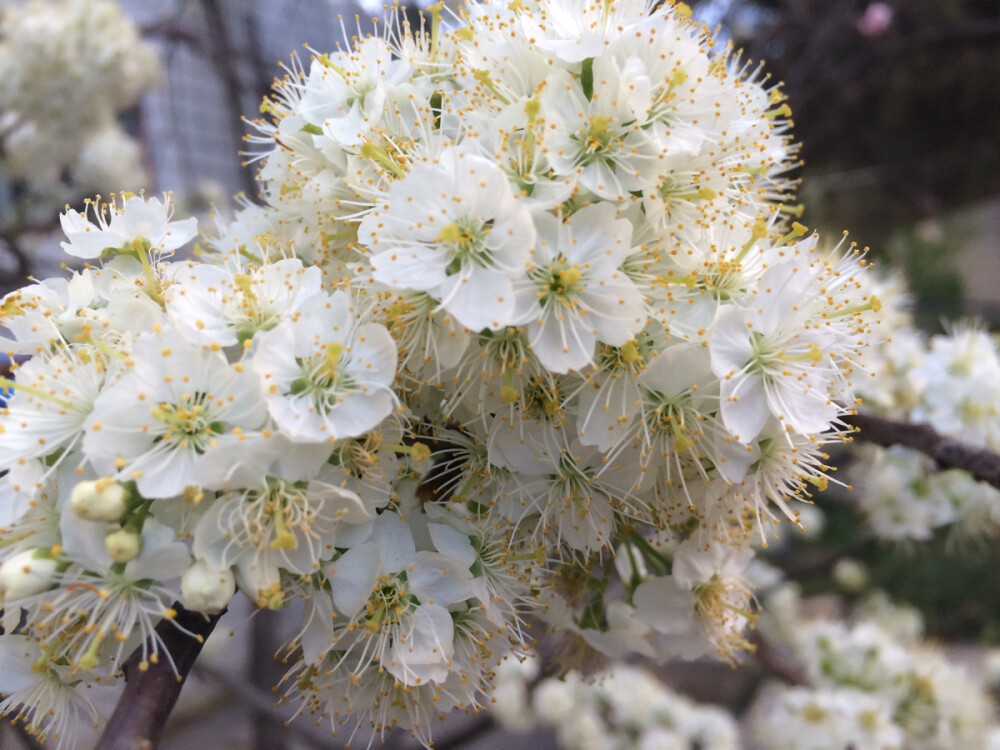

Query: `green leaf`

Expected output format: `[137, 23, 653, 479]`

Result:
[581, 57, 594, 101]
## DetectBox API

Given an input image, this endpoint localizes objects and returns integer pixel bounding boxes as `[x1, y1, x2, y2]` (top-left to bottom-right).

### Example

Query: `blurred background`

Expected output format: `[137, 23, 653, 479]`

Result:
[1, 1, 999, 748]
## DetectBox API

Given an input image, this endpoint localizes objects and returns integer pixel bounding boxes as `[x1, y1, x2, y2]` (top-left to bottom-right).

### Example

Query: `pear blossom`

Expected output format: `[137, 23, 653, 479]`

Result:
[60, 194, 197, 260]
[82, 328, 270, 498]
[251, 291, 397, 442]
[512, 203, 646, 373]
[362, 147, 536, 332]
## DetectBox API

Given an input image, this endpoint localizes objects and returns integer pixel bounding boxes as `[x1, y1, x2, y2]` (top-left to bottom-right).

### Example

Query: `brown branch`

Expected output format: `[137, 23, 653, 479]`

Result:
[98, 604, 223, 750]
[844, 412, 1000, 491]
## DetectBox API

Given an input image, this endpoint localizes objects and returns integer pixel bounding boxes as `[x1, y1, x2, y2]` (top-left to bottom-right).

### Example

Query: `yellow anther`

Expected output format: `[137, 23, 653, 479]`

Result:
[559, 266, 582, 287]
[322, 342, 344, 379]
[233, 274, 257, 301]
[183, 486, 205, 504]
[809, 475, 829, 492]
[266, 590, 284, 611]
[410, 442, 432, 462]
[620, 341, 641, 364]
[439, 223, 463, 244]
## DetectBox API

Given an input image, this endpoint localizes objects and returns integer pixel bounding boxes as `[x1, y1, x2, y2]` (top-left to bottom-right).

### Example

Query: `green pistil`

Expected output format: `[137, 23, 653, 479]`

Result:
[822, 296, 882, 319]
[441, 219, 492, 274]
[270, 503, 297, 550]
[151, 396, 223, 452]
[128, 238, 165, 306]
[577, 114, 618, 165]
[472, 69, 511, 105]
[544, 261, 583, 300]
[0, 376, 74, 410]
[360, 140, 405, 179]
[316, 53, 348, 79]
[775, 221, 809, 247]
[733, 218, 769, 265]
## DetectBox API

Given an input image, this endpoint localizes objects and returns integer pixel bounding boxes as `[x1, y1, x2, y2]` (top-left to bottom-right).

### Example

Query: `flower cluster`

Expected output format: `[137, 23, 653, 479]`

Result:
[0, 0, 158, 215]
[0, 0, 884, 745]
[493, 658, 739, 750]
[855, 306, 1000, 540]
[492, 583, 1000, 750]
[751, 585, 1000, 749]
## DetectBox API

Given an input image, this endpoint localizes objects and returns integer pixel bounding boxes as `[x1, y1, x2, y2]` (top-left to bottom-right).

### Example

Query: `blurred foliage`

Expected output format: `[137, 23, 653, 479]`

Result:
[772, 498, 1000, 642]
[890, 226, 965, 331]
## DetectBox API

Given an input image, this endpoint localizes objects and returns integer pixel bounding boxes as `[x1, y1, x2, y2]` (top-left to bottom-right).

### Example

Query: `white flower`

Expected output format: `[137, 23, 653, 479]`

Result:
[60, 194, 197, 260]
[166, 257, 323, 347]
[83, 327, 270, 498]
[539, 63, 664, 200]
[298, 37, 416, 147]
[0, 345, 106, 470]
[320, 513, 477, 685]
[513, 203, 646, 373]
[252, 291, 397, 442]
[362, 147, 536, 332]
[515, 0, 650, 62]
[636, 539, 756, 662]
[0, 548, 58, 601]
[753, 686, 903, 750]
[193, 469, 372, 601]
[709, 252, 844, 442]
[0, 635, 106, 750]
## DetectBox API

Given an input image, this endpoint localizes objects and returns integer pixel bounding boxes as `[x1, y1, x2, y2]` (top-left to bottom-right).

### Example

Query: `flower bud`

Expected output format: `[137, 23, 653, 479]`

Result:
[105, 528, 142, 563]
[0, 549, 57, 600]
[833, 558, 869, 594]
[71, 479, 129, 522]
[181, 559, 235, 615]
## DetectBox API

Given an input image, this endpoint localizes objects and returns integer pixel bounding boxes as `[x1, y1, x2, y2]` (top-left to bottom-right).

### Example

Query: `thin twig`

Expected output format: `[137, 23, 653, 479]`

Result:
[194, 662, 333, 749]
[844, 412, 1000, 491]
[97, 604, 223, 750]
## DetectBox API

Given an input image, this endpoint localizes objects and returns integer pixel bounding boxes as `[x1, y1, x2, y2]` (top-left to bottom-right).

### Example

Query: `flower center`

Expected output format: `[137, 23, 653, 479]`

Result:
[574, 114, 622, 166]
[290, 342, 357, 414]
[441, 218, 492, 274]
[151, 394, 224, 453]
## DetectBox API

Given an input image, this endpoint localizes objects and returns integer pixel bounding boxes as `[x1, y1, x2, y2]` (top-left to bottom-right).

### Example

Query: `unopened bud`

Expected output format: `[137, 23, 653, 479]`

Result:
[181, 559, 235, 615]
[71, 479, 129, 522]
[0, 548, 57, 600]
[105, 528, 142, 563]
[833, 558, 869, 594]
